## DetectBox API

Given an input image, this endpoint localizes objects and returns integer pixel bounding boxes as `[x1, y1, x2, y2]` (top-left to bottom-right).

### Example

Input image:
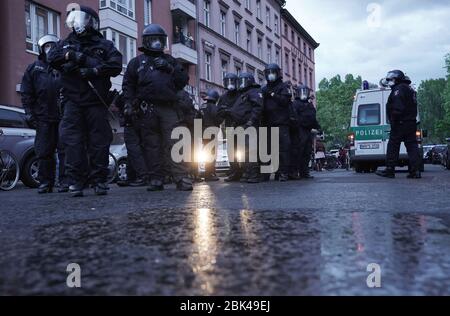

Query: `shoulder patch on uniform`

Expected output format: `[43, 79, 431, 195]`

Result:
[258, 93, 264, 99]
[394, 90, 400, 96]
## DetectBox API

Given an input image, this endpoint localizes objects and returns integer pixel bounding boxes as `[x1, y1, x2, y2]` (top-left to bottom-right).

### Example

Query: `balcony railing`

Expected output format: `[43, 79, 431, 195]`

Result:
[173, 33, 196, 50]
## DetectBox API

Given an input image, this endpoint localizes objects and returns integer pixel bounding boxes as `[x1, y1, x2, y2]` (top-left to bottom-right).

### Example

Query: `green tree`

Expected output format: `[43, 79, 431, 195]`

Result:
[417, 78, 447, 143]
[439, 54, 450, 139]
[316, 74, 362, 147]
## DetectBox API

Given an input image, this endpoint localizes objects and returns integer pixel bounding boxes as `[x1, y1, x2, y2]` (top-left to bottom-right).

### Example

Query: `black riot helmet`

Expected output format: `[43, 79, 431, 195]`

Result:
[66, 5, 100, 36]
[140, 24, 168, 53]
[385, 70, 406, 87]
[37, 34, 59, 56]
[223, 73, 238, 91]
[295, 84, 311, 101]
[264, 63, 281, 83]
[204, 89, 220, 103]
[238, 72, 256, 91]
[403, 75, 412, 85]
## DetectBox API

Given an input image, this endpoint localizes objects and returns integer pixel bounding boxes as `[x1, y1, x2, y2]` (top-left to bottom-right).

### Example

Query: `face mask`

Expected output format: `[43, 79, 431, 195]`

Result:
[227, 84, 236, 91]
[268, 74, 277, 82]
[151, 40, 162, 50]
[388, 80, 395, 87]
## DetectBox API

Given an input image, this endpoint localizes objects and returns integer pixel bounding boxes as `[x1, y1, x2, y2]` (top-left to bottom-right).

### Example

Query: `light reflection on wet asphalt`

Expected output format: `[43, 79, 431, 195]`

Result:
[1, 166, 450, 295]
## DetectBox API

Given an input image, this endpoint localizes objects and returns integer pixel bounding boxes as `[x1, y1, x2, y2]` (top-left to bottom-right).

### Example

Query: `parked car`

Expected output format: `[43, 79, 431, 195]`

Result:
[422, 145, 435, 164]
[430, 145, 447, 165]
[0, 105, 39, 188]
[442, 139, 450, 170]
[109, 133, 128, 182]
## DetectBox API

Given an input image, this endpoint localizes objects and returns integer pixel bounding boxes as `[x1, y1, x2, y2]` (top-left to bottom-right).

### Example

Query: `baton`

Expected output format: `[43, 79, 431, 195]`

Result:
[87, 80, 117, 120]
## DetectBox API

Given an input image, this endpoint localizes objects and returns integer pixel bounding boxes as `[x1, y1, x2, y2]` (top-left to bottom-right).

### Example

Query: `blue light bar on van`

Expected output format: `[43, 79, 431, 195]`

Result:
[362, 80, 369, 90]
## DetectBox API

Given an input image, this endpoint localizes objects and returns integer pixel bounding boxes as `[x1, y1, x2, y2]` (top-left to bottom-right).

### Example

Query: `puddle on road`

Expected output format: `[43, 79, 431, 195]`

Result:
[1, 208, 450, 295]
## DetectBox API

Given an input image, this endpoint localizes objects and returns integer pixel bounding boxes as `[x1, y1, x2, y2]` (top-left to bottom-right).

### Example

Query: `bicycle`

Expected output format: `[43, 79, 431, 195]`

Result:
[0, 129, 20, 191]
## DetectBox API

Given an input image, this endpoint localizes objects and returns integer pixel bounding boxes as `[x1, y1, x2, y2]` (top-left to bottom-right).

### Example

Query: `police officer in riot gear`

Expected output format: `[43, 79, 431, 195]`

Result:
[198, 90, 222, 182]
[228, 72, 263, 183]
[261, 63, 292, 182]
[48, 6, 123, 197]
[291, 84, 321, 179]
[218, 73, 242, 182]
[21, 34, 64, 194]
[122, 24, 193, 191]
[376, 70, 421, 179]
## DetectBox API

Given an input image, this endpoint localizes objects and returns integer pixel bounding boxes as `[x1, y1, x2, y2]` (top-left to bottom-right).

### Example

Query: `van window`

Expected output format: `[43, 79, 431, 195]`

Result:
[0, 109, 27, 128]
[358, 103, 380, 126]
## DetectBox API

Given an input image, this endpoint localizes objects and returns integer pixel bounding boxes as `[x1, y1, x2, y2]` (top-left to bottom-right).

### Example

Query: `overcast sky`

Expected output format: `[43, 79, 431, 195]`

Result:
[286, 0, 450, 88]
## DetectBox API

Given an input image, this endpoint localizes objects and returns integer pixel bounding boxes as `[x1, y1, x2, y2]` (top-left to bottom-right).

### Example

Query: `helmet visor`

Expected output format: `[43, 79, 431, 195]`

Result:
[297, 87, 310, 100]
[66, 11, 99, 34]
[223, 77, 237, 90]
[143, 35, 168, 51]
[239, 78, 247, 89]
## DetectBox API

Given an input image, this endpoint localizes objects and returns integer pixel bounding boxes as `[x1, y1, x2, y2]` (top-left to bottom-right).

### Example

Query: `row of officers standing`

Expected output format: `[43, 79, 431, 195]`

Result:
[20, 6, 320, 197]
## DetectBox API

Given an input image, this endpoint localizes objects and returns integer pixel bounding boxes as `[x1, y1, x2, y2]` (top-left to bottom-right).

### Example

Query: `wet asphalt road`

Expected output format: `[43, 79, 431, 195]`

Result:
[1, 165, 450, 296]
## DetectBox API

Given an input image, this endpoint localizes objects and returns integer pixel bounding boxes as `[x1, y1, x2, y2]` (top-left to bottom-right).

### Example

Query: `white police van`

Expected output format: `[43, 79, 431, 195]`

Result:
[348, 85, 424, 173]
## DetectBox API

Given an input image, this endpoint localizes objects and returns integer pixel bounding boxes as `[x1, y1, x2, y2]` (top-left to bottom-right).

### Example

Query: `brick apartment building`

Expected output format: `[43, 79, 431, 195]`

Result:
[0, 0, 318, 108]
[0, 0, 199, 107]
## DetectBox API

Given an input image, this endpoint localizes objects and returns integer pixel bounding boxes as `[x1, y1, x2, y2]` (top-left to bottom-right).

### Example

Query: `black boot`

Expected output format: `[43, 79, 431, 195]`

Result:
[94, 183, 109, 196]
[301, 172, 314, 180]
[225, 173, 241, 182]
[147, 179, 164, 192]
[407, 171, 422, 179]
[205, 174, 220, 182]
[69, 184, 84, 197]
[289, 173, 301, 181]
[116, 179, 130, 187]
[38, 184, 53, 194]
[58, 183, 70, 193]
[129, 177, 148, 187]
[278, 174, 289, 182]
[376, 167, 395, 178]
[177, 178, 193, 191]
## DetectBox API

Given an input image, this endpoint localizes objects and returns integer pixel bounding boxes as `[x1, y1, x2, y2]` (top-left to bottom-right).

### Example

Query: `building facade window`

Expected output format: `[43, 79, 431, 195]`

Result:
[245, 0, 251, 10]
[106, 0, 135, 19]
[274, 15, 279, 35]
[220, 11, 227, 37]
[234, 21, 240, 45]
[107, 29, 136, 68]
[299, 64, 302, 82]
[309, 47, 312, 59]
[221, 59, 228, 80]
[304, 67, 308, 85]
[235, 65, 242, 76]
[25, 1, 60, 53]
[204, 0, 211, 27]
[304, 42, 307, 55]
[285, 53, 289, 75]
[257, 37, 263, 59]
[275, 49, 280, 65]
[265, 7, 271, 27]
[267, 44, 272, 63]
[144, 0, 152, 25]
[256, 0, 261, 20]
[310, 71, 313, 88]
[205, 51, 212, 81]
[246, 30, 252, 52]
[292, 58, 296, 79]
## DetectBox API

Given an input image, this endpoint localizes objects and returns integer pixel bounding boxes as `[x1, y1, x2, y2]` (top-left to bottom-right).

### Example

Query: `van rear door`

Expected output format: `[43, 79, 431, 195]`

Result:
[354, 92, 385, 157]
